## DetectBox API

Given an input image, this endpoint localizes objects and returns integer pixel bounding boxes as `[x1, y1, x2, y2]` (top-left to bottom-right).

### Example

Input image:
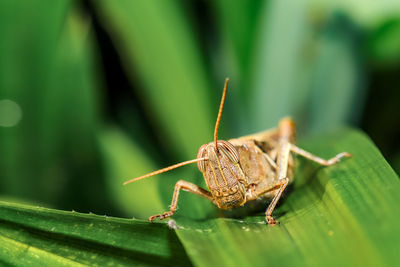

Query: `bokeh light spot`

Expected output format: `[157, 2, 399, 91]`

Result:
[0, 99, 22, 127]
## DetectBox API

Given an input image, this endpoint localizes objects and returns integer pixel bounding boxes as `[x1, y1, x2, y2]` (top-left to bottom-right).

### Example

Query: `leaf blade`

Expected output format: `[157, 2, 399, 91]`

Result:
[174, 129, 400, 267]
[0, 201, 192, 266]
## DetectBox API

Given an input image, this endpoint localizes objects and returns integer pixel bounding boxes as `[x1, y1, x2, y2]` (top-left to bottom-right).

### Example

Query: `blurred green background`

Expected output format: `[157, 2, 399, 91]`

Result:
[0, 0, 399, 220]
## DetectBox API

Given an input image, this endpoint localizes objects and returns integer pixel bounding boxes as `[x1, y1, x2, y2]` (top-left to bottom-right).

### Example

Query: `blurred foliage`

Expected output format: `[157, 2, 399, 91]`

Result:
[0, 0, 399, 249]
[0, 0, 115, 214]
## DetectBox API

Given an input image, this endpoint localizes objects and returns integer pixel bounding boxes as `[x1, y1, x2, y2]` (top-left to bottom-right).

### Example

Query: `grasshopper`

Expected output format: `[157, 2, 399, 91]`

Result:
[124, 78, 351, 225]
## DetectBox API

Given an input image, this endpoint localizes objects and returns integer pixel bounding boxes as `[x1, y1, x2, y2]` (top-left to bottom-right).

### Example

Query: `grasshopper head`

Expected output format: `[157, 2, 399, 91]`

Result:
[196, 140, 239, 172]
[196, 140, 247, 209]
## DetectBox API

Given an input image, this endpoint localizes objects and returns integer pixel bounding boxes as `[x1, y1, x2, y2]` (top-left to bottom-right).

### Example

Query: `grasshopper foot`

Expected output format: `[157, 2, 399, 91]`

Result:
[266, 215, 279, 226]
[148, 211, 175, 222]
[327, 152, 352, 165]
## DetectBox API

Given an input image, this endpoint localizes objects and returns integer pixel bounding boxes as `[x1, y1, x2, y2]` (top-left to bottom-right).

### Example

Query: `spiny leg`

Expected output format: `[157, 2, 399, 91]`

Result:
[148, 180, 213, 221]
[290, 145, 352, 166]
[265, 177, 289, 225]
[246, 178, 287, 201]
[265, 141, 291, 225]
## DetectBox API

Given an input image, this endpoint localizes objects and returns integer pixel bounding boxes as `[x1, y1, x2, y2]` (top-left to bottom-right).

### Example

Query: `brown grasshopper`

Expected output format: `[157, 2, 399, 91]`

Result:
[124, 78, 351, 225]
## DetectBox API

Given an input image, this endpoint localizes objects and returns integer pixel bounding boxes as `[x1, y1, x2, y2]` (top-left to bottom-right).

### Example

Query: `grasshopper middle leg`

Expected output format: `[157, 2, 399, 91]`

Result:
[265, 118, 295, 225]
[265, 140, 292, 225]
[148, 180, 213, 221]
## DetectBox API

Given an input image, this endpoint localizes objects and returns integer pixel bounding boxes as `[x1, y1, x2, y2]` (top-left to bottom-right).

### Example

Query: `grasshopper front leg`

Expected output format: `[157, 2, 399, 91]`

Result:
[149, 180, 214, 221]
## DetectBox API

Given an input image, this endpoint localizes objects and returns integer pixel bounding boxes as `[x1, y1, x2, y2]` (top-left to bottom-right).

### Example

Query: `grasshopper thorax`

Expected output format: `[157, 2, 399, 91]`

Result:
[197, 140, 247, 209]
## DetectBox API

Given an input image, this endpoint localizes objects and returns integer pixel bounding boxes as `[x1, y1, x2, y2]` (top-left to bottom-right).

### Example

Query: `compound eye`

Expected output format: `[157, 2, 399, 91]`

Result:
[196, 144, 208, 172]
[217, 140, 239, 163]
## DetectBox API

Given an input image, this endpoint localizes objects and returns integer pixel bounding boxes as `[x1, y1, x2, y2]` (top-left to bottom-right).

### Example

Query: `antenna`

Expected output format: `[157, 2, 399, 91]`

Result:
[123, 157, 208, 185]
[214, 78, 229, 151]
[124, 78, 230, 186]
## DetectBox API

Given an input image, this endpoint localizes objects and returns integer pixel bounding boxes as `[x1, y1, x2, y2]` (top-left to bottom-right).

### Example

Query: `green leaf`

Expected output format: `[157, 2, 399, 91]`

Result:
[0, 201, 191, 266]
[250, 0, 310, 132]
[1, 129, 398, 266]
[309, 14, 365, 132]
[250, 3, 366, 134]
[93, 0, 213, 159]
[172, 129, 400, 266]
[212, 0, 263, 135]
[0, 1, 106, 211]
[0, 0, 72, 202]
[92, 0, 219, 217]
[308, 0, 400, 27]
[97, 126, 164, 218]
[367, 17, 400, 66]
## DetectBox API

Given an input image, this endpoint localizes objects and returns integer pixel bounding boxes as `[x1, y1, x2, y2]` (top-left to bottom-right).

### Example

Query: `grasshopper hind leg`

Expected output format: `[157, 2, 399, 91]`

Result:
[148, 180, 214, 221]
[290, 145, 352, 166]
